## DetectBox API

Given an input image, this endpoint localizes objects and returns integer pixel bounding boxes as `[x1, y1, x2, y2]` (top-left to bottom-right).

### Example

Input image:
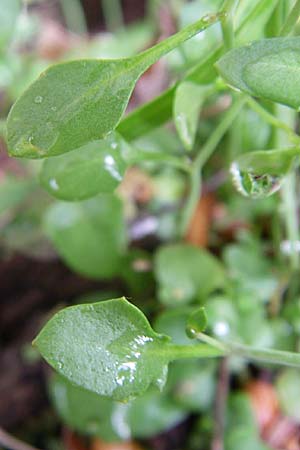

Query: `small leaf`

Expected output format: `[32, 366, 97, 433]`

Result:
[174, 82, 210, 150]
[34, 298, 171, 401]
[230, 148, 299, 199]
[126, 388, 186, 438]
[186, 307, 208, 339]
[154, 244, 225, 306]
[50, 374, 124, 441]
[216, 37, 300, 109]
[40, 133, 129, 201]
[51, 371, 186, 440]
[7, 13, 221, 158]
[154, 307, 195, 346]
[276, 369, 300, 421]
[169, 359, 217, 413]
[44, 195, 126, 279]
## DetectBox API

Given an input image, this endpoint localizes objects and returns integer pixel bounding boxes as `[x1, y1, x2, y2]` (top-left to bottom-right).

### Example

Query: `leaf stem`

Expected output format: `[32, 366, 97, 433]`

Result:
[231, 342, 300, 368]
[166, 343, 226, 361]
[59, 0, 87, 35]
[169, 334, 300, 368]
[101, 0, 124, 32]
[276, 104, 300, 271]
[136, 12, 224, 70]
[220, 0, 238, 50]
[280, 0, 300, 36]
[179, 96, 246, 235]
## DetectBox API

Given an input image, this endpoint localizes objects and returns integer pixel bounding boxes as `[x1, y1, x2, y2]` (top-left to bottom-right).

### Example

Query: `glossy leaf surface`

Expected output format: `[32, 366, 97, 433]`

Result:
[34, 298, 171, 401]
[217, 37, 300, 109]
[44, 195, 126, 279]
[154, 244, 225, 306]
[40, 133, 129, 201]
[7, 13, 220, 158]
[173, 82, 209, 150]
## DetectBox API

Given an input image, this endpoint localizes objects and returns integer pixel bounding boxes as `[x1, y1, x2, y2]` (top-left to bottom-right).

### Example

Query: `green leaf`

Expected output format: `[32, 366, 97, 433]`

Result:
[169, 360, 217, 413]
[118, 0, 277, 142]
[173, 82, 210, 150]
[276, 369, 300, 421]
[7, 13, 221, 158]
[216, 37, 300, 109]
[40, 133, 129, 201]
[154, 244, 225, 306]
[34, 298, 172, 401]
[49, 373, 124, 441]
[50, 372, 186, 440]
[126, 388, 186, 438]
[186, 307, 208, 338]
[44, 195, 126, 279]
[154, 307, 195, 346]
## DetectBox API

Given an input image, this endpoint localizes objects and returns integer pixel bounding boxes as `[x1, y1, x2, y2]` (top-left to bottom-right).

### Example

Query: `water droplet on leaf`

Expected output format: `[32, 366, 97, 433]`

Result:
[230, 162, 284, 198]
[230, 148, 299, 199]
[34, 95, 43, 104]
[186, 307, 208, 339]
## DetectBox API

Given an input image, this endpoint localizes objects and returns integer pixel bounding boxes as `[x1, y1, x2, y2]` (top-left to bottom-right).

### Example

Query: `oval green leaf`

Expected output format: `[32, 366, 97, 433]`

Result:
[44, 195, 126, 279]
[173, 82, 210, 151]
[186, 307, 208, 338]
[34, 298, 171, 401]
[7, 13, 221, 158]
[154, 244, 225, 306]
[50, 373, 125, 441]
[40, 133, 129, 201]
[216, 37, 300, 109]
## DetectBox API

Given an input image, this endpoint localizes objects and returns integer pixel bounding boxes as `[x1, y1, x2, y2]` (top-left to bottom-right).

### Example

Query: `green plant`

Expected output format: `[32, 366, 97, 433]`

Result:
[4, 0, 300, 447]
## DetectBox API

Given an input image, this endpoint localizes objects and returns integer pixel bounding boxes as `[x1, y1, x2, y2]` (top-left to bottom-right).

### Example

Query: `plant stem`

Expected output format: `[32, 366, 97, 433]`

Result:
[246, 97, 300, 146]
[166, 343, 226, 361]
[191, 333, 300, 368]
[231, 342, 300, 367]
[280, 0, 300, 36]
[137, 12, 224, 70]
[101, 0, 124, 32]
[179, 96, 246, 235]
[276, 104, 300, 270]
[281, 171, 299, 270]
[59, 0, 87, 35]
[220, 0, 238, 50]
[212, 358, 229, 450]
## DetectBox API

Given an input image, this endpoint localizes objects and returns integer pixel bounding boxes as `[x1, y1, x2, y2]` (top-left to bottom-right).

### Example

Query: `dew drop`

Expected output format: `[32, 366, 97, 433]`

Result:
[202, 14, 213, 24]
[51, 106, 57, 112]
[34, 95, 43, 104]
[230, 161, 284, 199]
[176, 113, 192, 148]
[49, 178, 59, 191]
